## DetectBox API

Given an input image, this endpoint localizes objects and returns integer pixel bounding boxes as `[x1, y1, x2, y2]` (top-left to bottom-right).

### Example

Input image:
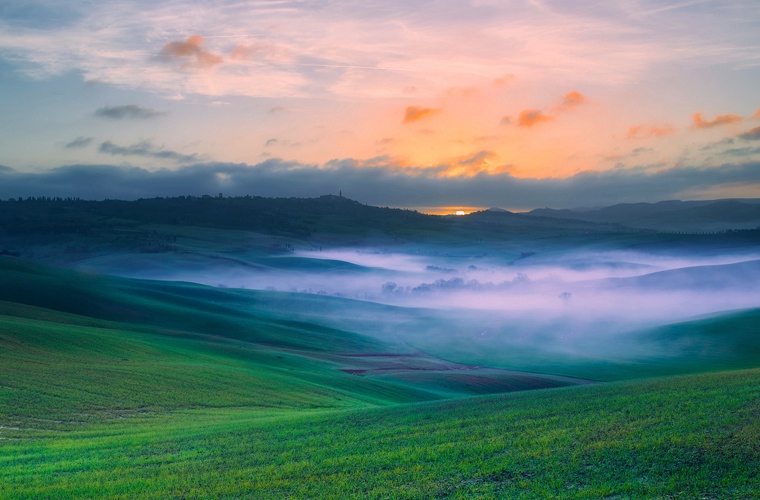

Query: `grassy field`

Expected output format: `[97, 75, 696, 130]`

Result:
[2, 369, 758, 498]
[2, 255, 760, 497]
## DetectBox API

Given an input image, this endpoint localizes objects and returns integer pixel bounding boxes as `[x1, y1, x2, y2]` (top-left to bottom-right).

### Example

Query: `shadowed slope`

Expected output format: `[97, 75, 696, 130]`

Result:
[0, 257, 589, 428]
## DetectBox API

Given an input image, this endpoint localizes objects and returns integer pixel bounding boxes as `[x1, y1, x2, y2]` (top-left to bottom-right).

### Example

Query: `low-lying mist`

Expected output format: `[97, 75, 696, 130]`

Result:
[84, 246, 760, 373]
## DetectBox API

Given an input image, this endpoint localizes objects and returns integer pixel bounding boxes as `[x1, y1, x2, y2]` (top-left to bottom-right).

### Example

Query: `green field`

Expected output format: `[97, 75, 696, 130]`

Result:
[2, 367, 759, 498]
[1, 253, 760, 497]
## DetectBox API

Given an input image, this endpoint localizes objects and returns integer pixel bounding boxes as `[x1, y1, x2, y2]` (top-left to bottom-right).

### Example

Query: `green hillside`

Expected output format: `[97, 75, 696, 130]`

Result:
[0, 257, 589, 428]
[2, 367, 758, 498]
[2, 255, 760, 497]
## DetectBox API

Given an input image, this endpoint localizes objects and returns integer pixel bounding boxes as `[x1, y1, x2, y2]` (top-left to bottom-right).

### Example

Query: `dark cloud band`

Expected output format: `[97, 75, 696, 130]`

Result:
[0, 159, 757, 209]
[94, 105, 165, 120]
[98, 141, 198, 163]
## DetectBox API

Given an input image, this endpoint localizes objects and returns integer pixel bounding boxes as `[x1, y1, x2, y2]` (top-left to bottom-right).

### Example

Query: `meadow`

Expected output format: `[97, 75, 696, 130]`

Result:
[1, 196, 760, 497]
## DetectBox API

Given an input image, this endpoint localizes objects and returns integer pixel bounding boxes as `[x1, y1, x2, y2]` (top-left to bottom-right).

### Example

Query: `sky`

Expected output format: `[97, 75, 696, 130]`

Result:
[0, 0, 759, 211]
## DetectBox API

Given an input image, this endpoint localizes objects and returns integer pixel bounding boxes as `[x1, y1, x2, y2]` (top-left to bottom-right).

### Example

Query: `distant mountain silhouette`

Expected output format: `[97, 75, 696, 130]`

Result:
[527, 199, 760, 232]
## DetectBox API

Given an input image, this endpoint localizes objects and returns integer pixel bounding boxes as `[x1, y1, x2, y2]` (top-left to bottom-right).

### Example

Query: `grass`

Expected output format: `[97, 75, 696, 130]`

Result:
[1, 369, 758, 498]
[2, 255, 760, 497]
[0, 257, 589, 429]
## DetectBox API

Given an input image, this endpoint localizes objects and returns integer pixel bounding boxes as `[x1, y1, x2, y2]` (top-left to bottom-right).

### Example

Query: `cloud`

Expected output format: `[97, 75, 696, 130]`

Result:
[720, 146, 760, 157]
[753, 109, 760, 120]
[98, 141, 198, 163]
[268, 106, 286, 114]
[403, 106, 440, 124]
[263, 138, 301, 149]
[517, 109, 554, 127]
[161, 35, 223, 69]
[692, 112, 743, 129]
[94, 105, 165, 120]
[230, 43, 289, 62]
[2, 0, 758, 102]
[2, 159, 758, 210]
[738, 126, 760, 141]
[626, 124, 676, 139]
[64, 136, 93, 149]
[493, 74, 515, 86]
[555, 90, 586, 111]
[444, 87, 478, 98]
[438, 151, 511, 177]
[458, 150, 497, 166]
[513, 91, 585, 128]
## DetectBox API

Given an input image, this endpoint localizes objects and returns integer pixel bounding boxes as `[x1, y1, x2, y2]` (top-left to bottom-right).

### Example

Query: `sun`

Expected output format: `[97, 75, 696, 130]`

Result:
[455, 210, 466, 216]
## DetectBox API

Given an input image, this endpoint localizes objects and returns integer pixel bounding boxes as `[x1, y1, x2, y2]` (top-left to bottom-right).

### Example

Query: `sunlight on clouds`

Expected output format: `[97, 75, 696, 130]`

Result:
[626, 124, 677, 139]
[692, 112, 743, 129]
[517, 109, 554, 127]
[0, 0, 758, 185]
[402, 106, 441, 124]
[161, 35, 224, 68]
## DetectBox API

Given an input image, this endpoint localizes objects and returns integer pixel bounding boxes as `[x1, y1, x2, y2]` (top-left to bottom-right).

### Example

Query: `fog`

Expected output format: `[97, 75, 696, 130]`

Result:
[106, 246, 760, 324]
[85, 245, 760, 370]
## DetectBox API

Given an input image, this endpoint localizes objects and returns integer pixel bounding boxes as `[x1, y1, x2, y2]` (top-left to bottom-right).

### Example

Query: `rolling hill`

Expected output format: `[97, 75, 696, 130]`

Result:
[2, 195, 760, 497]
[527, 198, 760, 232]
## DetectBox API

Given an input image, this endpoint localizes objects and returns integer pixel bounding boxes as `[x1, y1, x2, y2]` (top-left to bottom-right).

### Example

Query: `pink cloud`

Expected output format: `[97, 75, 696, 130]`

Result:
[511, 91, 586, 128]
[403, 106, 440, 124]
[230, 43, 290, 62]
[692, 112, 742, 129]
[493, 74, 515, 86]
[161, 35, 223, 68]
[517, 109, 554, 127]
[558, 90, 586, 110]
[626, 124, 676, 139]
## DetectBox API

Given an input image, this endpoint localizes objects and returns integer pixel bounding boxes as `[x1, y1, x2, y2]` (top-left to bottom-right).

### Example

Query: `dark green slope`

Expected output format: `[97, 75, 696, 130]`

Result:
[0, 257, 586, 428]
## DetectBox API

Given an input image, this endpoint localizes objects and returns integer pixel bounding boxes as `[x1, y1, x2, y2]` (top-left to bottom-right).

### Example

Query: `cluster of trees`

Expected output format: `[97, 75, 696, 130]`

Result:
[0, 194, 437, 238]
[381, 273, 534, 295]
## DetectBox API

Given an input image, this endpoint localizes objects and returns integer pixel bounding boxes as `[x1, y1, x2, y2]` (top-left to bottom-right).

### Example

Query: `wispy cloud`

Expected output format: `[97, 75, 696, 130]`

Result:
[161, 35, 223, 69]
[0, 0, 755, 103]
[692, 112, 743, 129]
[493, 74, 515, 86]
[738, 126, 760, 141]
[553, 90, 586, 112]
[94, 105, 165, 120]
[229, 42, 290, 62]
[403, 106, 440, 124]
[626, 124, 676, 139]
[98, 141, 198, 163]
[517, 109, 554, 127]
[64, 136, 93, 149]
[720, 146, 760, 157]
[511, 91, 586, 128]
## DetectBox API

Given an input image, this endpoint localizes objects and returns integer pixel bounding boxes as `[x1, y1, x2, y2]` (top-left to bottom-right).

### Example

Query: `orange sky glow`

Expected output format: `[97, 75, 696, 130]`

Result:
[0, 1, 758, 208]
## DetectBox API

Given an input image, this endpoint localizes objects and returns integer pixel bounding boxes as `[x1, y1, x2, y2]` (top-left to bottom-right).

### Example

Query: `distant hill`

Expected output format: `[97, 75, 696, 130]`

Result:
[0, 194, 639, 245]
[527, 199, 760, 232]
[2, 196, 759, 270]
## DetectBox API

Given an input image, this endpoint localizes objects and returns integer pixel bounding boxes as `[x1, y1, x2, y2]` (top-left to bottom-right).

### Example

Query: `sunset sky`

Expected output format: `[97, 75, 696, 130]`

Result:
[1, 0, 759, 210]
